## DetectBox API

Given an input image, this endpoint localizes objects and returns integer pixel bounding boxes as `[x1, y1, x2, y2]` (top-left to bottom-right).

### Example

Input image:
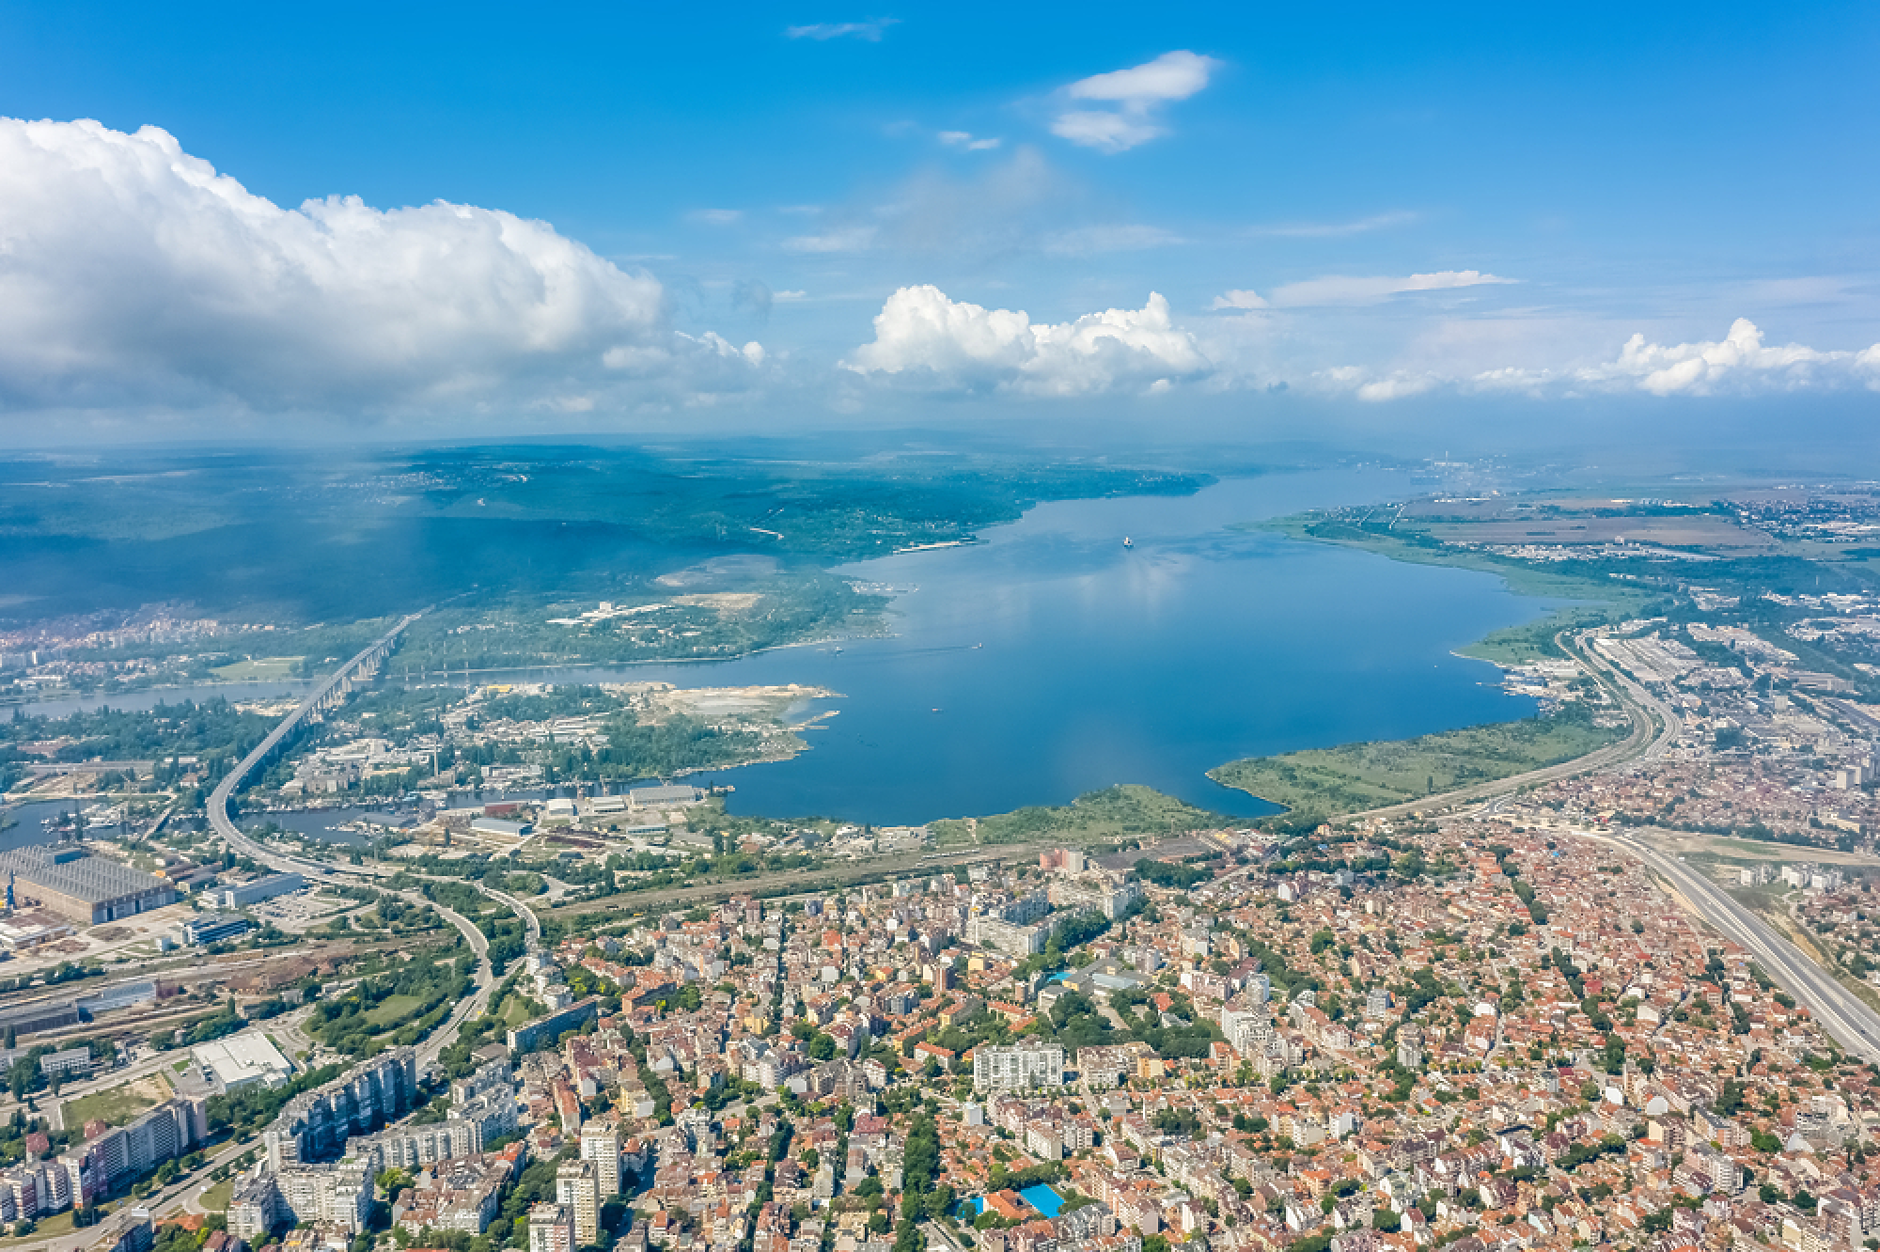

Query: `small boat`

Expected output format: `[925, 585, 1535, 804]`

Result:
[1123, 536, 1134, 548]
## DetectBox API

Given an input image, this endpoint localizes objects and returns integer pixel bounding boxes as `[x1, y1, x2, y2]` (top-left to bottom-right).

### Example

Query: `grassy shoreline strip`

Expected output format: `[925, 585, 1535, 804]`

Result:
[1207, 711, 1623, 826]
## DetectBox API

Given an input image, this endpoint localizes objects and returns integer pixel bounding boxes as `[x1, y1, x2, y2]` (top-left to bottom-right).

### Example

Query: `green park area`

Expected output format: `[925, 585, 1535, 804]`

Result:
[363, 994, 427, 1029]
[1209, 711, 1623, 824]
[0, 1208, 77, 1244]
[932, 784, 1225, 846]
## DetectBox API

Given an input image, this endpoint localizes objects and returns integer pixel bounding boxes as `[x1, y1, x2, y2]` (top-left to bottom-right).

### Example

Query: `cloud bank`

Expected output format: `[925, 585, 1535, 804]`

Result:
[1052, 51, 1221, 153]
[0, 117, 760, 417]
[1588, 318, 1873, 396]
[845, 285, 1208, 395]
[1324, 318, 1880, 402]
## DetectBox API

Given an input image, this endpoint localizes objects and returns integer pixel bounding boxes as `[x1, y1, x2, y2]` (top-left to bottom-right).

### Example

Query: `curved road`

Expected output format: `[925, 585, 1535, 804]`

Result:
[67, 615, 539, 1248]
[205, 612, 509, 1067]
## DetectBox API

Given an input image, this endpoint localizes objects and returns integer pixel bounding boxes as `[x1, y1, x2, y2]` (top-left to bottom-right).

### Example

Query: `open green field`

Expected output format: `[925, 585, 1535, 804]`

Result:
[200, 1179, 234, 1213]
[0, 1209, 75, 1245]
[363, 993, 427, 1028]
[931, 784, 1227, 847]
[210, 656, 304, 681]
[1209, 714, 1624, 821]
[1457, 610, 1625, 665]
[59, 1074, 169, 1129]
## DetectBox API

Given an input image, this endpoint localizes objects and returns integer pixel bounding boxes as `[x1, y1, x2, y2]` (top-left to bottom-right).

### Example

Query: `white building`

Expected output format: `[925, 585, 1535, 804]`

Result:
[972, 1042, 1065, 1093]
[580, 1121, 623, 1197]
[556, 1159, 600, 1246]
[192, 1031, 294, 1094]
[529, 1202, 577, 1252]
[277, 1158, 373, 1234]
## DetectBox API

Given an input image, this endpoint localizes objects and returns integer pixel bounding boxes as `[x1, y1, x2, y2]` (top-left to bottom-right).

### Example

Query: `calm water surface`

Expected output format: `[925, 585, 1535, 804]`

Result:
[400, 470, 1553, 824]
[10, 470, 1555, 828]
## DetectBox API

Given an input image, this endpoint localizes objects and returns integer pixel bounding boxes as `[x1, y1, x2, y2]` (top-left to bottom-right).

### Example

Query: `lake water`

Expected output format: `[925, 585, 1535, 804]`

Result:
[10, 469, 1554, 829]
[0, 798, 85, 852]
[390, 470, 1551, 824]
[13, 679, 314, 719]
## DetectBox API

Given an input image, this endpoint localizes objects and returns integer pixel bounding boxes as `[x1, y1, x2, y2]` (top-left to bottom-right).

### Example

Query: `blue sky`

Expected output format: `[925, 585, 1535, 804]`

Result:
[1, 0, 1877, 438]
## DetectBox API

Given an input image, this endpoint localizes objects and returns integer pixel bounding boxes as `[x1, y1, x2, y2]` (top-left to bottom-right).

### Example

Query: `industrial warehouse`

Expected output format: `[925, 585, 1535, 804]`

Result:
[0, 845, 178, 924]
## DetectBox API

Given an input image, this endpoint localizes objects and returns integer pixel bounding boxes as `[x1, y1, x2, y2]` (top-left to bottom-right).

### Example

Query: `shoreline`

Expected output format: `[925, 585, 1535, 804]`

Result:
[1252, 510, 1644, 664]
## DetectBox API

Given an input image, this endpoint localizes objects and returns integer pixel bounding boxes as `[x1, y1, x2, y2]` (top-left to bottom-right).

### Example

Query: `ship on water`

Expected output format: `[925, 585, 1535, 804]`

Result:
[1122, 536, 1133, 548]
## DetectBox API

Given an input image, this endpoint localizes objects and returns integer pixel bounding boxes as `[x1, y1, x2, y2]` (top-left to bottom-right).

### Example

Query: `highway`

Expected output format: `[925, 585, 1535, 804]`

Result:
[1582, 828, 1880, 1064]
[1415, 627, 1880, 1061]
[206, 613, 424, 836]
[1573, 630, 1683, 766]
[55, 614, 525, 1248]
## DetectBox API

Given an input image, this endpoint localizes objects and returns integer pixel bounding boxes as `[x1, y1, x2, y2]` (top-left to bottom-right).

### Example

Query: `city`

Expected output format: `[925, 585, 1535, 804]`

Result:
[3, 537, 1880, 1252]
[2, 8, 1879, 1252]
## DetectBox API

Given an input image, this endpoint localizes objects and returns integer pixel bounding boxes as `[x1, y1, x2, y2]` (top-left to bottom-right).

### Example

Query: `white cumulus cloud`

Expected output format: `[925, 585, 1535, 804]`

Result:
[1312, 317, 1880, 402]
[1210, 289, 1269, 311]
[1582, 317, 1859, 396]
[1050, 111, 1166, 153]
[1052, 51, 1221, 153]
[0, 117, 762, 418]
[1067, 50, 1218, 107]
[844, 284, 1209, 396]
[1355, 374, 1439, 402]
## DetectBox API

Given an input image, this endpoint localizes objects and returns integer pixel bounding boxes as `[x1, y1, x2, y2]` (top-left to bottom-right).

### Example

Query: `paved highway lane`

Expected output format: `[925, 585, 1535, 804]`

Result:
[1580, 829, 1880, 1063]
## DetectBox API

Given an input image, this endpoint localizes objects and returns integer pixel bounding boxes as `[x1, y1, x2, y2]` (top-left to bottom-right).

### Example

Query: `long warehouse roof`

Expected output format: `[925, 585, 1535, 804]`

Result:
[0, 846, 171, 904]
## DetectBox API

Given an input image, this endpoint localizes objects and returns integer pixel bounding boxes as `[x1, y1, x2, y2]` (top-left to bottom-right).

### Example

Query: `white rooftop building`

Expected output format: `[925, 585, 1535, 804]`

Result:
[192, 1030, 294, 1094]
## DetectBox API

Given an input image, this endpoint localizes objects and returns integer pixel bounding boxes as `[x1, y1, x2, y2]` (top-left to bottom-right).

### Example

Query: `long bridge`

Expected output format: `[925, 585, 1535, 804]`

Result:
[202, 611, 506, 1066]
[207, 611, 421, 833]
